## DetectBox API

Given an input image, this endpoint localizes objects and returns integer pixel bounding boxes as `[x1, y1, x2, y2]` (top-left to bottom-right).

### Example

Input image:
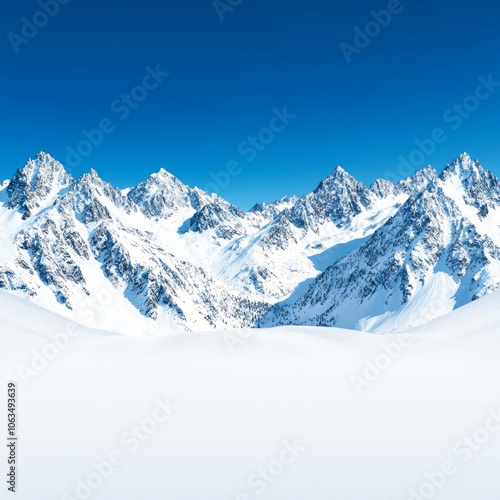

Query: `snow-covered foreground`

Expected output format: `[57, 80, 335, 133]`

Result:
[1, 289, 500, 499]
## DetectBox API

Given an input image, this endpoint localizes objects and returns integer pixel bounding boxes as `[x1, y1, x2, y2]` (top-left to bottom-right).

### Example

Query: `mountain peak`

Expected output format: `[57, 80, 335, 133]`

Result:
[328, 165, 350, 181]
[454, 151, 474, 169]
[442, 152, 483, 181]
[146, 168, 182, 187]
[77, 168, 110, 191]
[316, 165, 360, 190]
[34, 150, 55, 162]
[127, 167, 212, 219]
[411, 164, 439, 184]
[23, 152, 69, 177]
[80, 168, 104, 184]
[6, 153, 73, 217]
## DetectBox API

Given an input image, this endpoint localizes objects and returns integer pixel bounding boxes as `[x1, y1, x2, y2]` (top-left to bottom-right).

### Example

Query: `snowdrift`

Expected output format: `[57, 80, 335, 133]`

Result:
[1, 290, 500, 499]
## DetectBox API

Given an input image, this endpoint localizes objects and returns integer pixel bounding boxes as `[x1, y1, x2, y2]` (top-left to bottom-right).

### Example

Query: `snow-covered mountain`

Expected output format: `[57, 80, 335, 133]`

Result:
[1, 151, 499, 334]
[263, 153, 500, 331]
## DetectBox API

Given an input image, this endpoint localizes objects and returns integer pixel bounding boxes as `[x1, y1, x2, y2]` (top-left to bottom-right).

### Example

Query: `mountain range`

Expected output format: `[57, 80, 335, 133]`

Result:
[1, 151, 499, 335]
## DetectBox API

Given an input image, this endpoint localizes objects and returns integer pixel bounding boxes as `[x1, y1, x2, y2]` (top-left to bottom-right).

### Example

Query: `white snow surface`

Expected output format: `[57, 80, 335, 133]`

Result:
[2, 289, 500, 499]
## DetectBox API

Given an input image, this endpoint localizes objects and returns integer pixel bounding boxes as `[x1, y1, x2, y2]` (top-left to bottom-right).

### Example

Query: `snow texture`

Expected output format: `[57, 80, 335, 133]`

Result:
[1, 289, 500, 499]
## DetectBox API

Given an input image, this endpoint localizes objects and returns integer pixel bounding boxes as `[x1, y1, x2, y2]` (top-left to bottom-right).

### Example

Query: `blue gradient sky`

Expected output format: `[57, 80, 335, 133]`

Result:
[1, 0, 500, 209]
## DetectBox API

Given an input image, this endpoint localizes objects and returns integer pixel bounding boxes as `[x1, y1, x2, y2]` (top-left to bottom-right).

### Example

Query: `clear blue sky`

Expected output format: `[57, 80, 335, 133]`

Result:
[1, 0, 500, 209]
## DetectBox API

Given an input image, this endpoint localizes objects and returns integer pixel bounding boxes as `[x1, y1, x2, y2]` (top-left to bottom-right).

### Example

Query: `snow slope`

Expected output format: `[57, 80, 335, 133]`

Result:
[2, 290, 500, 499]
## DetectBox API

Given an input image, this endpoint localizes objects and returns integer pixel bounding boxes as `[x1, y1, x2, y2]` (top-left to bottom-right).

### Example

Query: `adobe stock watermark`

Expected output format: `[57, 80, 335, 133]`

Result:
[386, 74, 500, 183]
[7, 0, 71, 54]
[339, 0, 410, 64]
[235, 440, 306, 499]
[213, 0, 243, 22]
[350, 297, 451, 394]
[65, 65, 169, 169]
[203, 107, 296, 195]
[407, 405, 500, 499]
[350, 334, 413, 394]
[61, 396, 178, 500]
[223, 328, 253, 353]
[16, 289, 116, 386]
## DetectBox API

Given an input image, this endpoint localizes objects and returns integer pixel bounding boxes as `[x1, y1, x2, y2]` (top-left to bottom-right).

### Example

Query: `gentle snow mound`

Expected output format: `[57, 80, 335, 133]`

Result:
[1, 291, 500, 499]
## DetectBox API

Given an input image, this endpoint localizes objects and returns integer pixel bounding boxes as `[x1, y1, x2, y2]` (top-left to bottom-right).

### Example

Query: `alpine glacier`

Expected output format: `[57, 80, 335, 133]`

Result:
[1, 151, 499, 335]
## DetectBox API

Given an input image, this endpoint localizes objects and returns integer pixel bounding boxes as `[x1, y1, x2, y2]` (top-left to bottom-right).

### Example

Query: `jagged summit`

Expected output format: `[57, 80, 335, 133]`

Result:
[441, 152, 483, 180]
[15, 151, 70, 181]
[127, 165, 213, 220]
[87, 168, 101, 178]
[33, 150, 61, 164]
[315, 165, 360, 190]
[329, 165, 347, 176]
[6, 152, 73, 218]
[76, 168, 109, 189]
[146, 167, 183, 184]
